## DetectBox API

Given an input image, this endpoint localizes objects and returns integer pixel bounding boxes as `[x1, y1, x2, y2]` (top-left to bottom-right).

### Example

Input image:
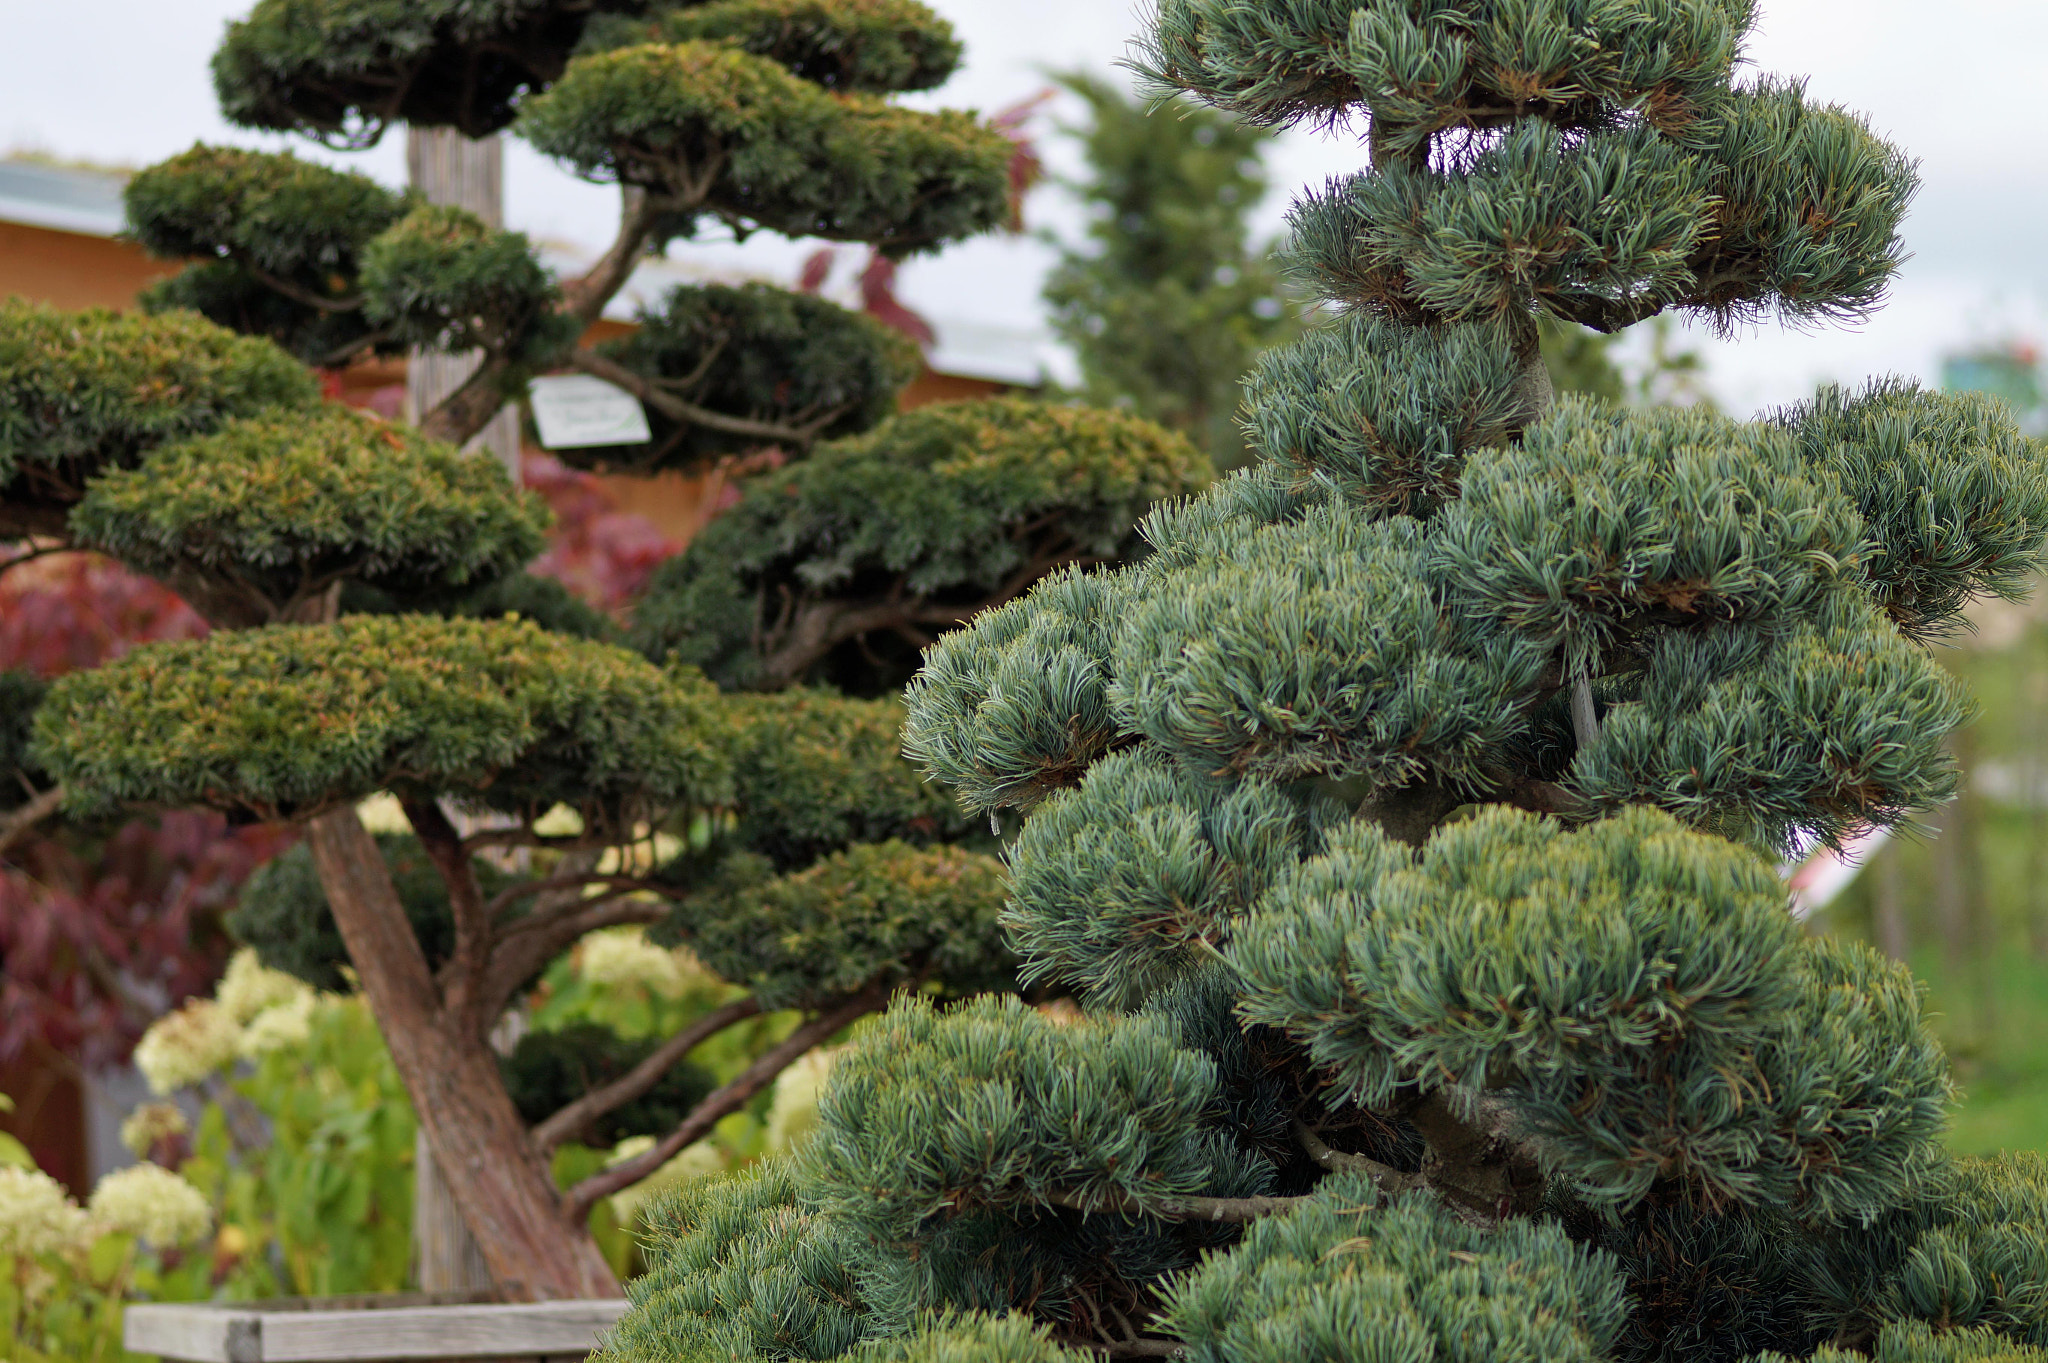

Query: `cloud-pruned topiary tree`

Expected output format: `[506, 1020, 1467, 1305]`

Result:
[129, 0, 1013, 454]
[3, 0, 1213, 1303]
[596, 2, 2048, 1360]
[7, 347, 1198, 1299]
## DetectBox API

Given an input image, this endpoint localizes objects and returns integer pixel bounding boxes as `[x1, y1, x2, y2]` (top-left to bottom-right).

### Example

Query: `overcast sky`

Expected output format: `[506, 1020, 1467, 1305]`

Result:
[3, 0, 2045, 411]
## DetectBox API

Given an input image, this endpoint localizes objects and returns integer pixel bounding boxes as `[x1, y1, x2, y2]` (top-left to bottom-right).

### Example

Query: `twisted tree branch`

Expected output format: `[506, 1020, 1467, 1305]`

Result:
[531, 993, 764, 1154]
[401, 797, 493, 1024]
[241, 261, 364, 312]
[481, 895, 669, 1020]
[563, 982, 890, 1221]
[1293, 1119, 1425, 1195]
[0, 787, 66, 862]
[568, 348, 838, 447]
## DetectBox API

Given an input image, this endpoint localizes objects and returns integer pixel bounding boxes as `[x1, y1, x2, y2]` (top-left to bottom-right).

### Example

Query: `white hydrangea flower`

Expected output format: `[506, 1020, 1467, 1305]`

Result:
[134, 999, 242, 1095]
[575, 928, 706, 999]
[0, 1166, 92, 1257]
[216, 948, 312, 1025]
[118, 1103, 191, 1158]
[765, 1047, 843, 1153]
[87, 1164, 212, 1247]
[604, 1134, 727, 1225]
[236, 990, 318, 1058]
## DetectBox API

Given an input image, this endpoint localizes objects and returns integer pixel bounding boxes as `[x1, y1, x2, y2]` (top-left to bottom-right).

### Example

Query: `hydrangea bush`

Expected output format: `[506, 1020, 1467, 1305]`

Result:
[0, 1152, 215, 1362]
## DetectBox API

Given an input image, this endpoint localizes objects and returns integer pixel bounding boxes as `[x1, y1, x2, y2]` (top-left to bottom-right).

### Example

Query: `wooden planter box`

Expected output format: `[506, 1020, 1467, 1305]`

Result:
[123, 1292, 629, 1363]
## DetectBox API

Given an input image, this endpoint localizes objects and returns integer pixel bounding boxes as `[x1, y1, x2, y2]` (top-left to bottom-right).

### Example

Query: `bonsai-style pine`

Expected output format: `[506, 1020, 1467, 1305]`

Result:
[596, 3, 2048, 1361]
[2, 0, 1211, 1302]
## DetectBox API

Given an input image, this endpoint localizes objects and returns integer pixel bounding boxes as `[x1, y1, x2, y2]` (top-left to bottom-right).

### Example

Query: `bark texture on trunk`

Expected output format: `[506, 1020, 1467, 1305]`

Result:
[307, 809, 622, 1301]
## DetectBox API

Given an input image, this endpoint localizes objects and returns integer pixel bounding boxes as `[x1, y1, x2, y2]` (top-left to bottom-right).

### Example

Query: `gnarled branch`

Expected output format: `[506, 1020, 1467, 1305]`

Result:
[485, 870, 672, 922]
[481, 895, 670, 1021]
[241, 260, 365, 312]
[562, 981, 891, 1222]
[401, 797, 493, 1025]
[559, 185, 673, 329]
[531, 993, 764, 1154]
[568, 348, 839, 448]
[0, 786, 66, 862]
[1293, 1119, 1425, 1195]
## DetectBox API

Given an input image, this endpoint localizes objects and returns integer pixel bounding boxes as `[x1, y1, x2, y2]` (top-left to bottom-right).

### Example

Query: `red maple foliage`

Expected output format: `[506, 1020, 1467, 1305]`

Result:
[0, 813, 289, 1069]
[523, 451, 682, 616]
[0, 547, 288, 1067]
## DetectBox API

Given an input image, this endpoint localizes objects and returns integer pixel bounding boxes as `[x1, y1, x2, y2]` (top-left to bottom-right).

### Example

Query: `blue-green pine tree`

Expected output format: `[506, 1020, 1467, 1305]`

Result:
[599, 2, 2048, 1360]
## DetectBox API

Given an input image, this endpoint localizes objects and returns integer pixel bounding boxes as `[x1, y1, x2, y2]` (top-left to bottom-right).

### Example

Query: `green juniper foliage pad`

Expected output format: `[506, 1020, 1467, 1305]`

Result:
[128, 146, 570, 370]
[70, 405, 551, 621]
[213, 0, 647, 143]
[0, 299, 318, 528]
[566, 282, 919, 474]
[631, 399, 1209, 691]
[127, 145, 413, 366]
[32, 615, 732, 828]
[604, 0, 2048, 1359]
[581, 0, 965, 93]
[518, 38, 1010, 253]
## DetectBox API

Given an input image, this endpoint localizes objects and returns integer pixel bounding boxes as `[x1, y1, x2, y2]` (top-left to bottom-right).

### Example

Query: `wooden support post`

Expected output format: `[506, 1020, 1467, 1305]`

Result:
[404, 126, 522, 481]
[405, 126, 514, 1293]
[413, 1127, 494, 1294]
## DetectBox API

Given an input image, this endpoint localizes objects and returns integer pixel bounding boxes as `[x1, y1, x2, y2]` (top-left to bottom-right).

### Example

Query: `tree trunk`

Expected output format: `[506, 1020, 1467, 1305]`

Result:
[306, 808, 620, 1301]
[400, 125, 538, 1293]
[405, 126, 522, 480]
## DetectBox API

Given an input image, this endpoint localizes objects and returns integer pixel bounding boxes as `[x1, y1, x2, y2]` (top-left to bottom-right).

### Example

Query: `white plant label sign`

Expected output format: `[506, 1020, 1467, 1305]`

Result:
[528, 374, 652, 449]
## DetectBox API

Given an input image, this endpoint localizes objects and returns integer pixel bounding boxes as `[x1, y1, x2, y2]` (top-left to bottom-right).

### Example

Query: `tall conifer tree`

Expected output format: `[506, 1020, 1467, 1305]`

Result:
[599, 2, 2048, 1360]
[1, 0, 1209, 1300]
[1044, 74, 1300, 469]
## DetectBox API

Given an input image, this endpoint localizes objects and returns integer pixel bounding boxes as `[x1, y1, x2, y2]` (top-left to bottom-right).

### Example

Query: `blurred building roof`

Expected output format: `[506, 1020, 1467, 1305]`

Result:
[0, 159, 128, 237]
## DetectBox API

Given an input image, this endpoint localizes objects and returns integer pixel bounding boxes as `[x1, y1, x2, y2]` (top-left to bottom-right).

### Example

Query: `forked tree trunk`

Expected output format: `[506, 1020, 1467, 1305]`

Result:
[306, 808, 621, 1300]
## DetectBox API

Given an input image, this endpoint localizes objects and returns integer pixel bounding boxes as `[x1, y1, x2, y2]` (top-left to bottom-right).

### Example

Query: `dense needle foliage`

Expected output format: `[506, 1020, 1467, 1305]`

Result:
[602, 1, 2048, 1359]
